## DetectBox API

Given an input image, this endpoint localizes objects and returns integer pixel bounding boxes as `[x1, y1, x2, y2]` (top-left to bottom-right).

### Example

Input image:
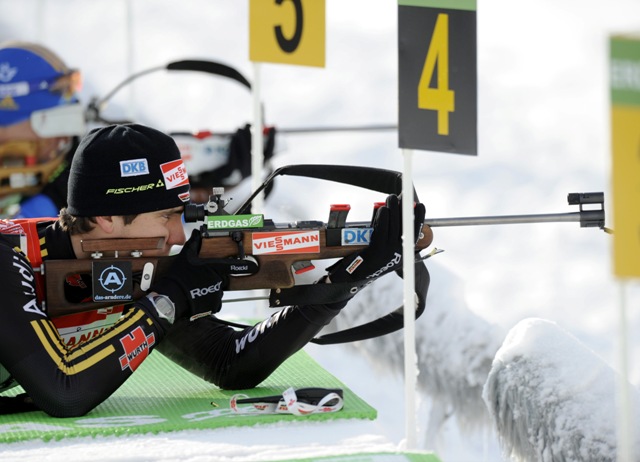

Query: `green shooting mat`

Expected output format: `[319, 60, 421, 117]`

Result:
[0, 349, 376, 443]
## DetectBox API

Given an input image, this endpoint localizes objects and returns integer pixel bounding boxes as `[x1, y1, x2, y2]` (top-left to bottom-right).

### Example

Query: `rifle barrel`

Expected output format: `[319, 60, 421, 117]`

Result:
[347, 210, 604, 229]
[425, 211, 601, 227]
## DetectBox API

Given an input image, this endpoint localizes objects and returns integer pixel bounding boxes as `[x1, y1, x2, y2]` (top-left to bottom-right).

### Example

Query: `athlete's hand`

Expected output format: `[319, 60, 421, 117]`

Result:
[328, 194, 425, 284]
[150, 229, 228, 322]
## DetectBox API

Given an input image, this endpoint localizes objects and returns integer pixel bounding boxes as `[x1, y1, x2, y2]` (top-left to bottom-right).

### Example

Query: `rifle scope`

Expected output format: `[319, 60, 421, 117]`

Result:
[184, 187, 227, 223]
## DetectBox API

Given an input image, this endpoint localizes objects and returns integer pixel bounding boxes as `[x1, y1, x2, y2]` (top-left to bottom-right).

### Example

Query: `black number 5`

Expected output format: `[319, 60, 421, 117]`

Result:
[274, 0, 303, 53]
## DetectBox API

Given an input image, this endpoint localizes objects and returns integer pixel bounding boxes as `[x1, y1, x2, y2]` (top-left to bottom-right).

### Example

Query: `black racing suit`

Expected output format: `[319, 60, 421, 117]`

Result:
[0, 219, 345, 417]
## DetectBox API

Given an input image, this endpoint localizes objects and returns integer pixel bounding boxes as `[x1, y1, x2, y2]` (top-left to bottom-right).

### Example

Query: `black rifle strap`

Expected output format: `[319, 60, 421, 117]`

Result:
[267, 259, 429, 345]
[230, 164, 430, 343]
[236, 164, 419, 215]
[167, 60, 251, 89]
[91, 59, 252, 125]
[310, 260, 430, 345]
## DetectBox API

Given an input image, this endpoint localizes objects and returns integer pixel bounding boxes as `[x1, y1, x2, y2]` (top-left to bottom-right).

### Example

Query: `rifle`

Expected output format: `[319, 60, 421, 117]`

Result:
[44, 209, 434, 317]
[42, 165, 606, 343]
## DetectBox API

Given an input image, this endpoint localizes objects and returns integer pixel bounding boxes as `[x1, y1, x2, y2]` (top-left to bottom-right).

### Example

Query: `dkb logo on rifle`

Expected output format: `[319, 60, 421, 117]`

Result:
[92, 261, 134, 302]
[341, 228, 373, 246]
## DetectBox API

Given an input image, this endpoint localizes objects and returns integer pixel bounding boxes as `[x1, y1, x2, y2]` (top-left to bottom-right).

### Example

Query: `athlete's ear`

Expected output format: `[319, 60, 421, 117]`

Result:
[94, 216, 116, 234]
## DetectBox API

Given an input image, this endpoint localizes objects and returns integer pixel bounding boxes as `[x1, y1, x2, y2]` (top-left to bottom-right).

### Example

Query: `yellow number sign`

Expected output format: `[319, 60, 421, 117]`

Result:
[249, 0, 325, 68]
[398, 0, 477, 155]
[611, 34, 640, 278]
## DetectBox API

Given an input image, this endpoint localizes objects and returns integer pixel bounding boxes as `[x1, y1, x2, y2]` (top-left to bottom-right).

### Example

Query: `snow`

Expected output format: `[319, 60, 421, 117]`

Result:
[484, 318, 640, 460]
[2, 0, 640, 461]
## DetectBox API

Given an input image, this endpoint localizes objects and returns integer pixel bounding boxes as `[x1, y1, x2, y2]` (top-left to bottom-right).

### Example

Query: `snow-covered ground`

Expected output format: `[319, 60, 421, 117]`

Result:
[2, 0, 640, 460]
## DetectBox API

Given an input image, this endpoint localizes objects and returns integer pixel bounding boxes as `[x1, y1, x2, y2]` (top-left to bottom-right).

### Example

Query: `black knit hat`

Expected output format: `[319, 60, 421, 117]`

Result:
[67, 124, 191, 216]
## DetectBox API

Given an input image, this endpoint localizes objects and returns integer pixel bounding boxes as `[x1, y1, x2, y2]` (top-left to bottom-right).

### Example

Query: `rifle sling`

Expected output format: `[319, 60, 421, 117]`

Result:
[267, 261, 430, 345]
[310, 261, 430, 345]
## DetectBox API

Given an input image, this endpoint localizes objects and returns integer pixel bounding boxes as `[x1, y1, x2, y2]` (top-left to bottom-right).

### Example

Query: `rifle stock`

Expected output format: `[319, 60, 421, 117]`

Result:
[44, 224, 434, 318]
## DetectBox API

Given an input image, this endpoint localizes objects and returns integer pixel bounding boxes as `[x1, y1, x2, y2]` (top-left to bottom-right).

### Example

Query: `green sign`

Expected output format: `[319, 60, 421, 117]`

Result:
[611, 33, 640, 106]
[206, 214, 264, 230]
[398, 0, 477, 155]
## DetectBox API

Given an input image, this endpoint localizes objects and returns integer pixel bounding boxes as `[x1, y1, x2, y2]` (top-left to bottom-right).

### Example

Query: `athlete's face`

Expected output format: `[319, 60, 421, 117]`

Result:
[113, 206, 186, 256]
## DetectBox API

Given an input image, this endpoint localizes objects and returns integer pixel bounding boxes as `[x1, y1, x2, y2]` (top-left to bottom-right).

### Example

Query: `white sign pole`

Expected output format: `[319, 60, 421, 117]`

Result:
[402, 147, 417, 449]
[616, 280, 633, 462]
[251, 61, 265, 215]
[251, 61, 267, 318]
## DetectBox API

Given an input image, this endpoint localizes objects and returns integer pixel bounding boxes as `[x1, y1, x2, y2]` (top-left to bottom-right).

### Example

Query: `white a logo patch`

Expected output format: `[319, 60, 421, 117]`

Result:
[120, 158, 149, 177]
